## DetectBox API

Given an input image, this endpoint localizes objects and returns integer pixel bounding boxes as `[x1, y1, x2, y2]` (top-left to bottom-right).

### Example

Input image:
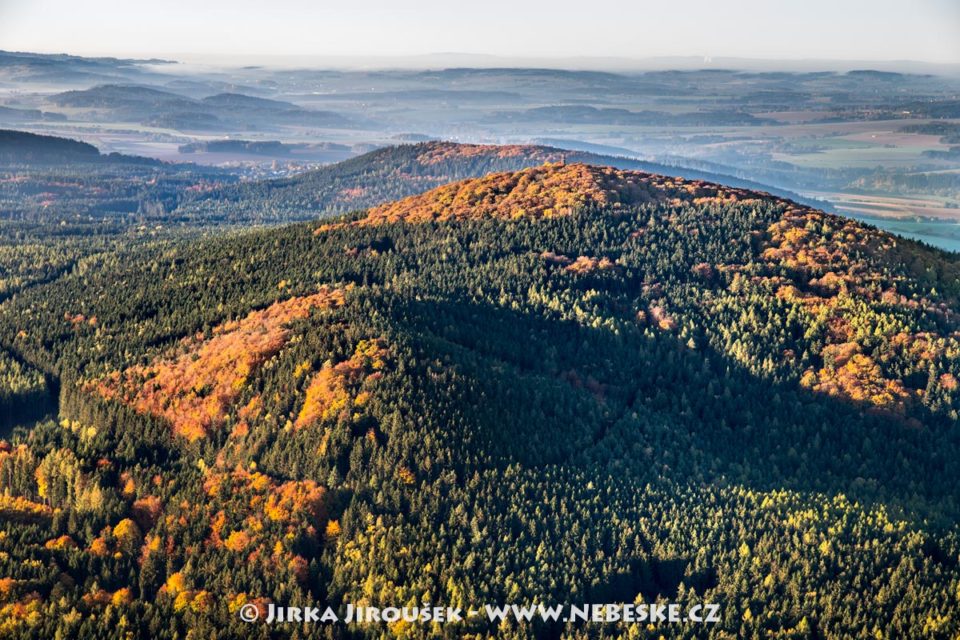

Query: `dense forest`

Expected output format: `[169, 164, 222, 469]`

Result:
[0, 149, 958, 638]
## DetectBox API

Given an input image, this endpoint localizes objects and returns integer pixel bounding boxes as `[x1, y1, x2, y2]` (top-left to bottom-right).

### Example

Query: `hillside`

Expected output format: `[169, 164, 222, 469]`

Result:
[0, 129, 100, 163]
[0, 163, 958, 638]
[176, 141, 822, 223]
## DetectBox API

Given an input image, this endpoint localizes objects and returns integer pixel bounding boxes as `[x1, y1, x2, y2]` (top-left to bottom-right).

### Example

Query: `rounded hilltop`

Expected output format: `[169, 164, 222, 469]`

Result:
[318, 162, 764, 231]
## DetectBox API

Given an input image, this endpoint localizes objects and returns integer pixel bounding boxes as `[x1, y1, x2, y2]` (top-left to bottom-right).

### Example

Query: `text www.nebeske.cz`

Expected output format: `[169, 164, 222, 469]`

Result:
[240, 602, 722, 625]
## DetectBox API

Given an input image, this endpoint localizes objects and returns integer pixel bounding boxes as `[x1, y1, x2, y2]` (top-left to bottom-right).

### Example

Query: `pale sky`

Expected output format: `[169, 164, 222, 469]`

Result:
[1, 0, 958, 64]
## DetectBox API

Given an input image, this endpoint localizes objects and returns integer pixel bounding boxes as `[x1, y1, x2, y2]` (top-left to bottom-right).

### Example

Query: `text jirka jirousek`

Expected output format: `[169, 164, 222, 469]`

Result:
[246, 602, 722, 625]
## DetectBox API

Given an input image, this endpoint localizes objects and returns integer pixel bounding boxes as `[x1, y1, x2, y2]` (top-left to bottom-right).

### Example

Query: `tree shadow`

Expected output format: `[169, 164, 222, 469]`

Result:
[385, 293, 960, 527]
[587, 557, 718, 603]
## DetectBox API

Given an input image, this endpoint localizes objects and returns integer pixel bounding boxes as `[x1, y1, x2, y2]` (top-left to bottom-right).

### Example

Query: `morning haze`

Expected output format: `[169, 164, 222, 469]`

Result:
[1, 0, 958, 66]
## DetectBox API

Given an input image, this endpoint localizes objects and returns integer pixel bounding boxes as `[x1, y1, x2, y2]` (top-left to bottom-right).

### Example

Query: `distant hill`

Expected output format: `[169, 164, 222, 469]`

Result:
[200, 92, 357, 127]
[50, 84, 195, 111]
[0, 129, 163, 166]
[177, 141, 826, 223]
[485, 104, 773, 126]
[200, 93, 300, 111]
[0, 50, 171, 85]
[180, 139, 293, 156]
[0, 129, 100, 163]
[143, 112, 224, 130]
[0, 106, 66, 124]
[47, 84, 359, 131]
[178, 139, 351, 157]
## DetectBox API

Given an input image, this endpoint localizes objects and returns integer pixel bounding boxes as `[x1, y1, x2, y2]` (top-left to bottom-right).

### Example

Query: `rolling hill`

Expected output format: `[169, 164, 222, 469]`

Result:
[47, 84, 358, 131]
[0, 129, 160, 165]
[0, 159, 958, 637]
[176, 140, 826, 224]
[0, 129, 100, 163]
[0, 50, 172, 85]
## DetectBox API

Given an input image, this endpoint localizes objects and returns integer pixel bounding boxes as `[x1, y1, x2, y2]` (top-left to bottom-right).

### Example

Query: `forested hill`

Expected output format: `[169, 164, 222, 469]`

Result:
[329, 163, 769, 227]
[0, 129, 157, 165]
[0, 162, 959, 638]
[175, 140, 822, 223]
[0, 129, 98, 163]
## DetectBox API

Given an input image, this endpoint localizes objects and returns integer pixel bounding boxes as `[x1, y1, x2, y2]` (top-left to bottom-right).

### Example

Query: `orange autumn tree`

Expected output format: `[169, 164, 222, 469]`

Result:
[801, 344, 910, 412]
[316, 163, 758, 232]
[95, 287, 345, 440]
[203, 468, 328, 543]
[295, 338, 389, 429]
[754, 206, 933, 412]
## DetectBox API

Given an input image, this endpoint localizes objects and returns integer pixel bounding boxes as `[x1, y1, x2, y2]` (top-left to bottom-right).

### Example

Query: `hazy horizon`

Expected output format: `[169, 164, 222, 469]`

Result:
[4, 50, 960, 76]
[2, 0, 958, 68]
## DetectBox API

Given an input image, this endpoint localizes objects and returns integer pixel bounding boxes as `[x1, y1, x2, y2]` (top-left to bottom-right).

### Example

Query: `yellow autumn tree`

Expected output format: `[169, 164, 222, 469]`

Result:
[112, 518, 142, 553]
